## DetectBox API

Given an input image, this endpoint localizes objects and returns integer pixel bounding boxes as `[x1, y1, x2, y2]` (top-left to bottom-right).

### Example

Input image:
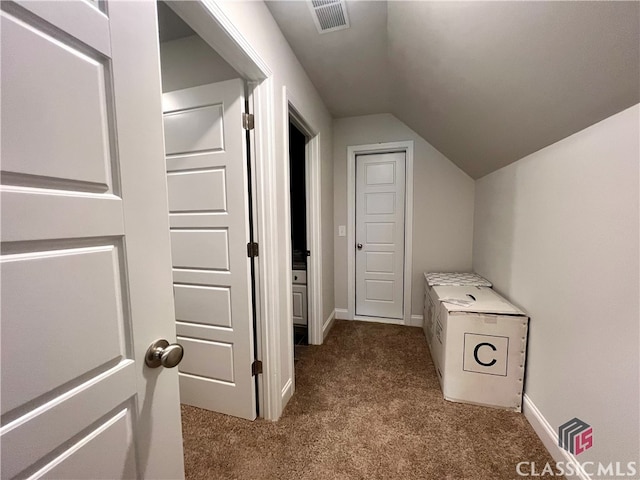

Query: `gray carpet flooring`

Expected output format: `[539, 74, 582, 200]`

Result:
[181, 320, 557, 479]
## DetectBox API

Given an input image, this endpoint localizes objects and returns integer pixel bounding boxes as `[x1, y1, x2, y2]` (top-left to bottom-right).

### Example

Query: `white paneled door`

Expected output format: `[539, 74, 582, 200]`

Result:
[355, 152, 406, 319]
[163, 80, 257, 420]
[1, 1, 184, 479]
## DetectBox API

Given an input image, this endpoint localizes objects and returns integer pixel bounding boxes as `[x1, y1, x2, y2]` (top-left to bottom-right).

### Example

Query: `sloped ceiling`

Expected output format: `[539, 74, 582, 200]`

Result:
[157, 1, 195, 42]
[266, 1, 639, 178]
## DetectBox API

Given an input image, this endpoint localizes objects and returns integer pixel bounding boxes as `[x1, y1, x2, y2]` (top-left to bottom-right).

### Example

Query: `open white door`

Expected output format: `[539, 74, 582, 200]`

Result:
[162, 79, 257, 420]
[355, 152, 406, 319]
[1, 1, 184, 478]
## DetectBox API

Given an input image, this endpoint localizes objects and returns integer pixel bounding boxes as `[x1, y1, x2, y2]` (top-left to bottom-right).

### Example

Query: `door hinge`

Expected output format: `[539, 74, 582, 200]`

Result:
[247, 242, 259, 258]
[242, 113, 254, 130]
[251, 360, 263, 376]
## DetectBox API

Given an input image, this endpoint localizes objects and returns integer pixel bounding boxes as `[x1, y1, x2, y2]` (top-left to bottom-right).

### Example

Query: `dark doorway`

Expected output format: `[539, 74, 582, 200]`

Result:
[289, 121, 308, 345]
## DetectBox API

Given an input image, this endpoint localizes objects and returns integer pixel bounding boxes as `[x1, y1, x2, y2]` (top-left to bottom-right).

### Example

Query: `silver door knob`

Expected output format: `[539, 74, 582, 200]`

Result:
[357, 243, 363, 250]
[145, 339, 184, 368]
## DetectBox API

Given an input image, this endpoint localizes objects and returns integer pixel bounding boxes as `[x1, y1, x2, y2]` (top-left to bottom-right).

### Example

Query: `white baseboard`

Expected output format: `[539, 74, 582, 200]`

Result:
[407, 314, 424, 328]
[523, 394, 589, 480]
[322, 309, 336, 341]
[281, 378, 293, 409]
[333, 309, 422, 328]
[354, 315, 404, 325]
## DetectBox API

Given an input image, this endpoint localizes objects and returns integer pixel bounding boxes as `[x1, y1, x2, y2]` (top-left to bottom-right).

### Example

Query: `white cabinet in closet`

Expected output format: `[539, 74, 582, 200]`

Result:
[292, 270, 307, 326]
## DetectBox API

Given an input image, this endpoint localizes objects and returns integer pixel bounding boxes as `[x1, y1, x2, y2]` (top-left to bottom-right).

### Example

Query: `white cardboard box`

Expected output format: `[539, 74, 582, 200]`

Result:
[423, 283, 439, 359]
[423, 273, 492, 368]
[430, 285, 528, 412]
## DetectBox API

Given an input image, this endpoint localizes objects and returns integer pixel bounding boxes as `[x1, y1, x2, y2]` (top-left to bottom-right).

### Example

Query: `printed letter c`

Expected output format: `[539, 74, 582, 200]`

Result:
[474, 342, 497, 367]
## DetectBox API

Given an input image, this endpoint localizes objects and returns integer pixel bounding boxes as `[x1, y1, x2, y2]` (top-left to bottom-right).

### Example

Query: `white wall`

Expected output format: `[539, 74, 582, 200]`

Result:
[333, 114, 475, 317]
[473, 105, 640, 472]
[212, 1, 334, 412]
[159, 35, 239, 92]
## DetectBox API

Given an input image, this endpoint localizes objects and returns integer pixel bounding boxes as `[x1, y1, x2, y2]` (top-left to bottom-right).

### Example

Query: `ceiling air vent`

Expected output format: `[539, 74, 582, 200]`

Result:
[308, 0, 350, 34]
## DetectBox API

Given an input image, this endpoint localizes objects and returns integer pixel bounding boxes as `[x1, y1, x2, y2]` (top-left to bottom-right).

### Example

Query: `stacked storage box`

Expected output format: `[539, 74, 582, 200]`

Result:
[423, 273, 529, 412]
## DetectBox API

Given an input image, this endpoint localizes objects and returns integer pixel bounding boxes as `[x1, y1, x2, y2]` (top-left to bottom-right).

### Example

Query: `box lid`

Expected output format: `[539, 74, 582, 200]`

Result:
[433, 286, 526, 316]
[424, 272, 492, 287]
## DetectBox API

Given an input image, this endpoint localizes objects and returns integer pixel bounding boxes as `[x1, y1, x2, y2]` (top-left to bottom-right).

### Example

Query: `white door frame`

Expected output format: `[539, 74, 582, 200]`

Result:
[347, 141, 414, 325]
[165, 1, 284, 420]
[285, 90, 323, 347]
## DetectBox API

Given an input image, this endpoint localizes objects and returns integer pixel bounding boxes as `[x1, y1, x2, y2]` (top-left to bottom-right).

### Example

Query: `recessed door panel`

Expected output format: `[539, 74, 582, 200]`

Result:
[292, 284, 308, 326]
[365, 192, 395, 215]
[365, 279, 395, 302]
[1, 11, 112, 190]
[1, 362, 137, 480]
[177, 337, 234, 383]
[170, 229, 230, 270]
[30, 408, 137, 480]
[366, 223, 394, 244]
[174, 284, 232, 328]
[365, 251, 394, 273]
[167, 169, 227, 213]
[163, 104, 224, 155]
[0, 246, 126, 416]
[166, 151, 224, 172]
[365, 162, 395, 185]
[292, 291, 304, 318]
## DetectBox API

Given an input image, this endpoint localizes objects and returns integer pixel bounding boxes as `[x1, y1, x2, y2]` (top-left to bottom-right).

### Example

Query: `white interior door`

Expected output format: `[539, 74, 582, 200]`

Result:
[355, 152, 406, 319]
[1, 1, 184, 479]
[163, 79, 256, 420]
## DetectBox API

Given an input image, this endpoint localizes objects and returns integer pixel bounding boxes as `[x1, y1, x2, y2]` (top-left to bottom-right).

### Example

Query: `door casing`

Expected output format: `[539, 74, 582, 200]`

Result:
[277, 89, 324, 406]
[347, 141, 414, 325]
[286, 94, 324, 346]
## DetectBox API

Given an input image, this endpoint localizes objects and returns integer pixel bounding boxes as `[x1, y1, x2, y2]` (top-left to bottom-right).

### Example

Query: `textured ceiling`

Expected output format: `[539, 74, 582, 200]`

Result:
[266, 0, 391, 117]
[266, 1, 640, 178]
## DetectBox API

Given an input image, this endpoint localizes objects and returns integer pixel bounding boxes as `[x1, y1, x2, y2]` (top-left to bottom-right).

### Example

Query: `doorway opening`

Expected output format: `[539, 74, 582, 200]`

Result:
[285, 101, 323, 352]
[156, 0, 305, 422]
[157, 1, 263, 420]
[289, 121, 309, 347]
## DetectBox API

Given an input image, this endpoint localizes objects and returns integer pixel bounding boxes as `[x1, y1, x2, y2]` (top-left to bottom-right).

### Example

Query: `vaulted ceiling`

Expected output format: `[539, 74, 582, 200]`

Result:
[266, 1, 639, 178]
[157, 1, 195, 42]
